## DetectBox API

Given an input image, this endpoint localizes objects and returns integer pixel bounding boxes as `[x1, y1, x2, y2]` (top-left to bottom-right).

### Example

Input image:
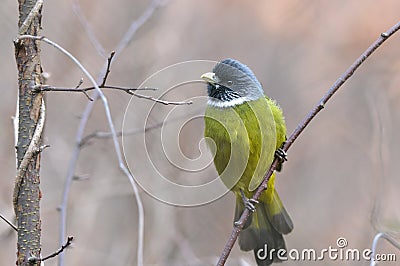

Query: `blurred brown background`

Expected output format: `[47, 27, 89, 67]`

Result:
[1, 0, 400, 265]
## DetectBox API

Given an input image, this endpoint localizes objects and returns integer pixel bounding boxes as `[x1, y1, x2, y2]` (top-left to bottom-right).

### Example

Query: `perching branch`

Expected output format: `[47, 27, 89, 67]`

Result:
[217, 21, 400, 266]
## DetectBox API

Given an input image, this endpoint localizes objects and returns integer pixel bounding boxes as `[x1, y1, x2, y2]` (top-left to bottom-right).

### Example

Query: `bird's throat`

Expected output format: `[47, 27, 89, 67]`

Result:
[207, 97, 251, 108]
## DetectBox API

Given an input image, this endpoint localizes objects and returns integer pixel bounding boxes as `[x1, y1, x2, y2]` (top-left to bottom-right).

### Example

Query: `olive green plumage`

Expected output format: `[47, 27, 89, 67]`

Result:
[205, 97, 277, 194]
[203, 59, 293, 266]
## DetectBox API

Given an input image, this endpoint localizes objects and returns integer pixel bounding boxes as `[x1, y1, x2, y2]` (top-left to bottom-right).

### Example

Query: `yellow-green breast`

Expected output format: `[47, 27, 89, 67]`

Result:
[204, 96, 285, 194]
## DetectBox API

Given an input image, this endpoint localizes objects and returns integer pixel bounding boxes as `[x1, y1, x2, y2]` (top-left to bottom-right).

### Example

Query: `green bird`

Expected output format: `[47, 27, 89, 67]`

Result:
[202, 59, 293, 265]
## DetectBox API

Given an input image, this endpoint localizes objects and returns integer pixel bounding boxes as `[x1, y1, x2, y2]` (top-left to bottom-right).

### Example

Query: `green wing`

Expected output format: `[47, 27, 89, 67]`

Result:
[204, 105, 251, 190]
[247, 97, 277, 191]
[248, 98, 286, 191]
[267, 98, 287, 150]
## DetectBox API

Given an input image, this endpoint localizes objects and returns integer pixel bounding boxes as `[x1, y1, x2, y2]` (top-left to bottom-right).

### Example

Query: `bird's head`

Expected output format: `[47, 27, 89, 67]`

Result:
[201, 58, 264, 108]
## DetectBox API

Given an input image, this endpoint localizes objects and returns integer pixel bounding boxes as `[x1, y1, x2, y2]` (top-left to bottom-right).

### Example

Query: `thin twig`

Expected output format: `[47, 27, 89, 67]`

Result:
[28, 236, 73, 263]
[58, 4, 107, 262]
[129, 91, 193, 105]
[370, 232, 400, 266]
[59, 91, 95, 266]
[54, 2, 164, 265]
[38, 84, 157, 94]
[102, 85, 157, 91]
[79, 107, 203, 147]
[101, 51, 115, 87]
[72, 0, 107, 58]
[80, 122, 162, 146]
[42, 236, 74, 261]
[38, 84, 189, 105]
[35, 50, 186, 105]
[73, 78, 93, 100]
[34, 51, 155, 101]
[114, 0, 164, 55]
[0, 213, 17, 231]
[217, 21, 400, 266]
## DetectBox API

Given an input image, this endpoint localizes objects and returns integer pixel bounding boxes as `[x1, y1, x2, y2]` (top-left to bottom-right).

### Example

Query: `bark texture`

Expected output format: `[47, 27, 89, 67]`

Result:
[14, 0, 44, 265]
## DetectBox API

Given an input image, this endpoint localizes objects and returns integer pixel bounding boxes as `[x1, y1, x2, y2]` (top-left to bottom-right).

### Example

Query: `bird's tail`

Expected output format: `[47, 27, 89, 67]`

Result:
[235, 187, 293, 265]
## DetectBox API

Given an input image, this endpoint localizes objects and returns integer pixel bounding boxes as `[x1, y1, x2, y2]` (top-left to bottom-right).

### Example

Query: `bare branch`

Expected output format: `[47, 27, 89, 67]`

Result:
[18, 0, 43, 35]
[59, 101, 94, 266]
[42, 236, 74, 262]
[35, 144, 50, 154]
[217, 20, 400, 266]
[0, 213, 17, 232]
[115, 0, 165, 55]
[79, 107, 203, 146]
[73, 78, 93, 101]
[28, 236, 73, 264]
[13, 98, 45, 213]
[33, 51, 155, 101]
[16, 34, 135, 266]
[14, 1, 45, 262]
[37, 84, 157, 93]
[72, 0, 107, 58]
[32, 54, 188, 104]
[101, 51, 115, 87]
[129, 91, 193, 105]
[55, 2, 165, 265]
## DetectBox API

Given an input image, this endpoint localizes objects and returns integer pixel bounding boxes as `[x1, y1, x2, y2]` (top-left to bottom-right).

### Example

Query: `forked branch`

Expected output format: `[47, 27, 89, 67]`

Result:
[32, 51, 190, 105]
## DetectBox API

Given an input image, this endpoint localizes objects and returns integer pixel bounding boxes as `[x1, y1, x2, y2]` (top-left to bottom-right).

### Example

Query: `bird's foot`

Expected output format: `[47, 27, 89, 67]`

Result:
[240, 189, 258, 212]
[275, 148, 288, 163]
[234, 190, 256, 228]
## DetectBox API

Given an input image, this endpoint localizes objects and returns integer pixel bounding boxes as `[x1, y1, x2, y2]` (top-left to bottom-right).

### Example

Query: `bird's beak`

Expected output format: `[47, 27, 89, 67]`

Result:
[201, 72, 217, 84]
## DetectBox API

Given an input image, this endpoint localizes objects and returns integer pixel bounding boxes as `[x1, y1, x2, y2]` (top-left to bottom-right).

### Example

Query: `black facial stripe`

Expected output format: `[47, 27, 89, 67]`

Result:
[207, 83, 241, 102]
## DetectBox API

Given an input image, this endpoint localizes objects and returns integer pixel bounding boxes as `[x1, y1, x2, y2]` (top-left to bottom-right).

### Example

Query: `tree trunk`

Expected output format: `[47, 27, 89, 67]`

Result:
[14, 0, 44, 265]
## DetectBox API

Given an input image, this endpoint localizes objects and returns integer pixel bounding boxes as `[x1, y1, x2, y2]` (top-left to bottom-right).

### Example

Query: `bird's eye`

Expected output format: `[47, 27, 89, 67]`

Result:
[226, 80, 233, 86]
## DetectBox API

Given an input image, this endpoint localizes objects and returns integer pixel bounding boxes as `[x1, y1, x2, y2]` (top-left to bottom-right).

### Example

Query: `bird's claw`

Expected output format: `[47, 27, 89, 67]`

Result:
[245, 199, 259, 212]
[240, 190, 258, 212]
[275, 148, 288, 163]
